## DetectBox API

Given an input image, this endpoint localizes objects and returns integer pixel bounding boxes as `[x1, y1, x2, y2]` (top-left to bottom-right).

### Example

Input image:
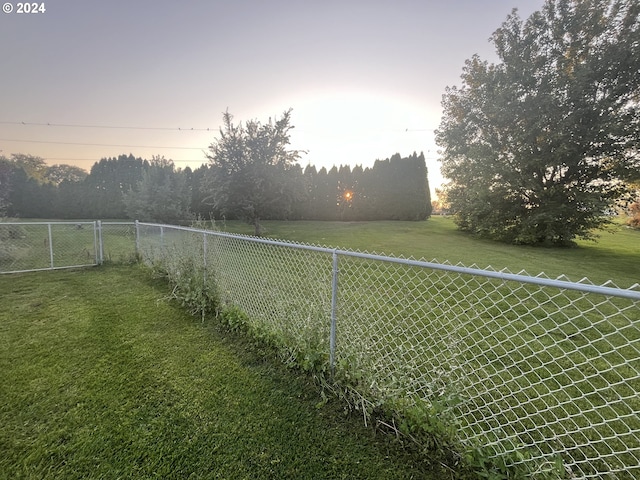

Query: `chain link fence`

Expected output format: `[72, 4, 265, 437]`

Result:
[136, 222, 640, 479]
[0, 221, 138, 274]
[2, 220, 639, 477]
[0, 221, 100, 273]
[98, 221, 139, 264]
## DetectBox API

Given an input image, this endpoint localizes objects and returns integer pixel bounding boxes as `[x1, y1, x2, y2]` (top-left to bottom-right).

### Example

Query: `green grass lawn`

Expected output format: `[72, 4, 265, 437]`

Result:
[0, 265, 441, 480]
[218, 216, 640, 288]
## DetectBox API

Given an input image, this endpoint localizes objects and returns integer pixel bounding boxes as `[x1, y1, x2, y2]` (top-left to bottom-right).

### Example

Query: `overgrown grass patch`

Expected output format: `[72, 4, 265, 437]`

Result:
[0, 265, 441, 480]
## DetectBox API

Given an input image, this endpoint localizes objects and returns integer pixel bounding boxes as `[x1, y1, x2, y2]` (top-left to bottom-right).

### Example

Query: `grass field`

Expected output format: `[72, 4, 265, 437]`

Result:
[0, 265, 442, 480]
[218, 216, 640, 288]
[4, 216, 638, 287]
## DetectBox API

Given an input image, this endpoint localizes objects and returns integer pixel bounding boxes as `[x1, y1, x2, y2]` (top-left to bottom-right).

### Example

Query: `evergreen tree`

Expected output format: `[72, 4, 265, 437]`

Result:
[0, 157, 12, 216]
[84, 154, 147, 218]
[55, 180, 88, 219]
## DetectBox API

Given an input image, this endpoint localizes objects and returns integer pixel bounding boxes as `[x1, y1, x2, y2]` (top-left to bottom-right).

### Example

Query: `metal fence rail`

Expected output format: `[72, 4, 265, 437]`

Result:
[1, 220, 639, 478]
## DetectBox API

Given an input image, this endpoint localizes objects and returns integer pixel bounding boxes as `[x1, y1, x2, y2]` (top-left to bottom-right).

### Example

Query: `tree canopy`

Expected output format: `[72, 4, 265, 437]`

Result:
[204, 110, 304, 234]
[0, 157, 12, 216]
[436, 0, 640, 245]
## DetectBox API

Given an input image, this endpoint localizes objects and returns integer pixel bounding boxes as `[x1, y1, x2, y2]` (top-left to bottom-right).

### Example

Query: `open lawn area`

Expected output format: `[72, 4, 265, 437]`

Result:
[220, 216, 640, 288]
[0, 265, 440, 480]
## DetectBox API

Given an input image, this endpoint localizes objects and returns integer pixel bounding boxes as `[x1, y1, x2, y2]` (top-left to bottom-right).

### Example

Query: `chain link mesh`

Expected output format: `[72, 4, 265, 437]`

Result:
[3, 221, 639, 477]
[99, 222, 139, 263]
[336, 255, 640, 478]
[137, 223, 640, 478]
[213, 234, 333, 364]
[0, 222, 97, 273]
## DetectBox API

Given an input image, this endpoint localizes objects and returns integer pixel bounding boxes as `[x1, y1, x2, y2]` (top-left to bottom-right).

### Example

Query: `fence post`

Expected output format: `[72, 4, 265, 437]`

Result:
[135, 220, 140, 255]
[93, 221, 99, 264]
[203, 232, 207, 287]
[47, 223, 54, 269]
[329, 249, 339, 375]
[97, 220, 104, 264]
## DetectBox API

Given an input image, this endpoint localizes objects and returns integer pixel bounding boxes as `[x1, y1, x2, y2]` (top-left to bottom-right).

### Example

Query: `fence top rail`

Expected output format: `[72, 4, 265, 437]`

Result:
[137, 222, 640, 301]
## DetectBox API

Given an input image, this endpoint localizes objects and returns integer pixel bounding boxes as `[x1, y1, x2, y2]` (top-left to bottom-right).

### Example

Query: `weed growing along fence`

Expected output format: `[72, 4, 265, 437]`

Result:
[2, 220, 639, 478]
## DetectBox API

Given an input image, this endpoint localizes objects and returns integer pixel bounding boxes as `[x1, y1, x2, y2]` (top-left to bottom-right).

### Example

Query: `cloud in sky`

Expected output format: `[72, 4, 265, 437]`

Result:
[0, 0, 545, 195]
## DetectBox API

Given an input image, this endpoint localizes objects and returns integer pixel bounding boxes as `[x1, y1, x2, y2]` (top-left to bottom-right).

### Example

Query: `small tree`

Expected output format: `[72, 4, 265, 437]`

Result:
[204, 110, 303, 235]
[437, 0, 640, 245]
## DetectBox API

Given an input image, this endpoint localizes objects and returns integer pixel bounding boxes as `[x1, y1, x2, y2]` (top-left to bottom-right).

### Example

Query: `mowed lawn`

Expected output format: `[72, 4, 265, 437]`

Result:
[0, 265, 439, 480]
[221, 216, 640, 288]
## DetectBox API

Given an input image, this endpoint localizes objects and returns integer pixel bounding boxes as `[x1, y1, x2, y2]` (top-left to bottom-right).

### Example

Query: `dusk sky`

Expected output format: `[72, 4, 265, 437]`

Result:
[1, 0, 545, 196]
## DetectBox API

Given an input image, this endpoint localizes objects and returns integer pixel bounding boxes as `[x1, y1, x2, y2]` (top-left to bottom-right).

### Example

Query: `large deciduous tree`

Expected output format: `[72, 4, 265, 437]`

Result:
[436, 0, 640, 246]
[9, 154, 49, 183]
[205, 110, 304, 235]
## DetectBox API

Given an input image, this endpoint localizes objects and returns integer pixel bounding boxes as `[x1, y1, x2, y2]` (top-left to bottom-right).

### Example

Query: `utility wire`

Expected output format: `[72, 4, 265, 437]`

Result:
[0, 120, 436, 133]
[0, 138, 203, 150]
[42, 157, 207, 164]
[0, 120, 216, 132]
[0, 120, 437, 162]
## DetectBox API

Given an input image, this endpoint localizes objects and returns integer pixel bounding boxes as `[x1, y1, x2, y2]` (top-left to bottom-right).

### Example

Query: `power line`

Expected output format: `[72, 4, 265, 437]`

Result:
[43, 157, 208, 164]
[0, 138, 203, 150]
[0, 120, 216, 132]
[0, 120, 437, 134]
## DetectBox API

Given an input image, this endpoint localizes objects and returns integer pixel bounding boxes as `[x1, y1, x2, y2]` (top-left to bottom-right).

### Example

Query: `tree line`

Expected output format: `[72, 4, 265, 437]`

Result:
[297, 154, 431, 221]
[204, 110, 431, 234]
[0, 150, 432, 225]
